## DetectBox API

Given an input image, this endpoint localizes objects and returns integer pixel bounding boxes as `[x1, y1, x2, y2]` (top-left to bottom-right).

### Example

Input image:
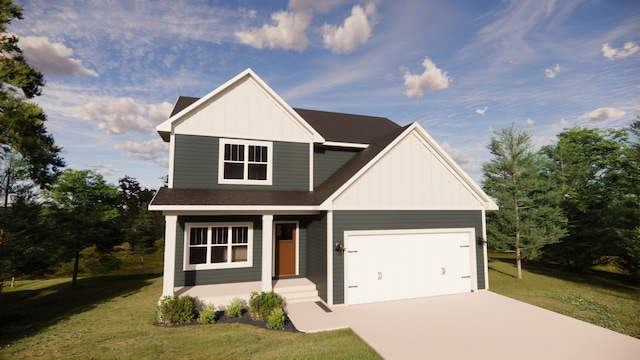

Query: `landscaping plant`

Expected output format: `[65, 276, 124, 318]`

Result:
[197, 303, 217, 324]
[248, 291, 283, 321]
[226, 297, 244, 318]
[157, 295, 200, 325]
[266, 307, 286, 330]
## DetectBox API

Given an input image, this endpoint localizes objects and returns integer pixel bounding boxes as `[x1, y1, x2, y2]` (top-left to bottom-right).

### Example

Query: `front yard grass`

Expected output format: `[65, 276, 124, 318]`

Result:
[488, 254, 640, 338]
[0, 276, 381, 359]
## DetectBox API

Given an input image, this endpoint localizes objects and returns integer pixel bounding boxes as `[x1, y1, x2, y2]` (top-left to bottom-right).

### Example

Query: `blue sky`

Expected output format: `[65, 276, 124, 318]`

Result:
[8, 0, 640, 189]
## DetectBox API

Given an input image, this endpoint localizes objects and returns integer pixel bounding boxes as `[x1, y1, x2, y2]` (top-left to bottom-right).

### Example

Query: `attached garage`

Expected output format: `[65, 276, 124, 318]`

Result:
[344, 228, 477, 305]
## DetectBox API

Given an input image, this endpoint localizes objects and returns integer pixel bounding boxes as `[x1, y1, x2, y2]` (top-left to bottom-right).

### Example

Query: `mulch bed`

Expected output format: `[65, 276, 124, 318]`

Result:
[155, 309, 299, 333]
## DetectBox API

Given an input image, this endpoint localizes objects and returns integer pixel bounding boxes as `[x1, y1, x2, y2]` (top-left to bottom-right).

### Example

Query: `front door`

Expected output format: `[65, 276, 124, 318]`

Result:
[275, 223, 296, 276]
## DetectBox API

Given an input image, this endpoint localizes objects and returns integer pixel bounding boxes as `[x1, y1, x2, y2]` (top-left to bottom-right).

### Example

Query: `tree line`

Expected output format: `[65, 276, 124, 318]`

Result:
[482, 120, 640, 281]
[0, 1, 163, 287]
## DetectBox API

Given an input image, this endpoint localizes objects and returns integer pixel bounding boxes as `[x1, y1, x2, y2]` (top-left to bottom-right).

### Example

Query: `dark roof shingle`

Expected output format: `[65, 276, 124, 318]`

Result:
[294, 108, 401, 144]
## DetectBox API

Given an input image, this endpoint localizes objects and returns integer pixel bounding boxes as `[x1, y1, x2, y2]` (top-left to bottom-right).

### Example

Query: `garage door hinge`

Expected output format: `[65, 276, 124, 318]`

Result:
[347, 250, 358, 253]
[461, 275, 471, 278]
[348, 285, 358, 288]
[460, 245, 470, 248]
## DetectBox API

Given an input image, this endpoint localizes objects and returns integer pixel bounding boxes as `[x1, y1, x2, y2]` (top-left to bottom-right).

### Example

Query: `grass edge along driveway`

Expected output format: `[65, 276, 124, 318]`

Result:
[0, 276, 382, 359]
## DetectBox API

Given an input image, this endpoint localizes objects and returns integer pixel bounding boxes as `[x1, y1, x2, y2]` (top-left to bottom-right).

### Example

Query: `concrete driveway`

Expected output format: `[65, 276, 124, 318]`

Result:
[286, 291, 640, 360]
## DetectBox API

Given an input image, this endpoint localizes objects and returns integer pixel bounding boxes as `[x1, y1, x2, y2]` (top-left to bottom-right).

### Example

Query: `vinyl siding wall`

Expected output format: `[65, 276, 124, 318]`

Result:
[332, 210, 485, 305]
[313, 146, 359, 188]
[305, 213, 328, 302]
[173, 134, 309, 190]
[175, 215, 262, 287]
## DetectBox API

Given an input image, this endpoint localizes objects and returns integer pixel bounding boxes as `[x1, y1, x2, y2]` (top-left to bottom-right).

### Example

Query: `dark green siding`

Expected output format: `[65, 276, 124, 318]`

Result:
[313, 147, 359, 188]
[174, 215, 262, 287]
[332, 210, 485, 305]
[173, 134, 309, 190]
[173, 135, 217, 189]
[306, 213, 328, 302]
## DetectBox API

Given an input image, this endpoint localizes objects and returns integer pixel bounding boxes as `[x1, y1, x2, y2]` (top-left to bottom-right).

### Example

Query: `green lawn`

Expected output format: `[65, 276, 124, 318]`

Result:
[488, 255, 640, 338]
[0, 275, 381, 359]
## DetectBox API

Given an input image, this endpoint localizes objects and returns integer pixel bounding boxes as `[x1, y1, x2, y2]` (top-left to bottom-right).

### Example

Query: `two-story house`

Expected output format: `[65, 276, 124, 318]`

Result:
[149, 69, 497, 307]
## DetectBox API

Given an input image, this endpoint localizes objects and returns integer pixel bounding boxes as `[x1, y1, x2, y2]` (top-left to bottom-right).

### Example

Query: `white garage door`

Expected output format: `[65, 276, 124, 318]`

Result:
[345, 229, 475, 305]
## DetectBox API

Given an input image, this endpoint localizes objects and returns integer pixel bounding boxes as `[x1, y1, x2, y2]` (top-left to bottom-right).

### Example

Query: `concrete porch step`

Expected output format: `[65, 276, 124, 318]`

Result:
[273, 278, 320, 305]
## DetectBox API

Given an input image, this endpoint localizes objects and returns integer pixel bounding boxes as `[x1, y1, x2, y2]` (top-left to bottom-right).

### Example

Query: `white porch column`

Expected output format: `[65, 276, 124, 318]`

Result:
[482, 209, 489, 290]
[162, 215, 177, 297]
[261, 214, 274, 292]
[326, 210, 333, 305]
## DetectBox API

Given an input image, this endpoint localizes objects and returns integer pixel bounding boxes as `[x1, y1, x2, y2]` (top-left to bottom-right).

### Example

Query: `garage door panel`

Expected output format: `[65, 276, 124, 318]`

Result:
[346, 230, 474, 305]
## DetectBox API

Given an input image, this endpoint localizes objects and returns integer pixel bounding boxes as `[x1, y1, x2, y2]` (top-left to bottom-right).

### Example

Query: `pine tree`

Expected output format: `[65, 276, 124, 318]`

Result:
[482, 124, 566, 279]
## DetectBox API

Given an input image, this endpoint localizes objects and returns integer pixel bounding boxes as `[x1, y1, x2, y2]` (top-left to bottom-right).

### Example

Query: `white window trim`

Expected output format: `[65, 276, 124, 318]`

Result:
[184, 222, 254, 271]
[218, 138, 273, 185]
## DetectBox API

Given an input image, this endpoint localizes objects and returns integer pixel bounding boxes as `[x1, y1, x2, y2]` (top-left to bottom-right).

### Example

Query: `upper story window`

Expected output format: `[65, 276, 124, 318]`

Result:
[219, 139, 273, 185]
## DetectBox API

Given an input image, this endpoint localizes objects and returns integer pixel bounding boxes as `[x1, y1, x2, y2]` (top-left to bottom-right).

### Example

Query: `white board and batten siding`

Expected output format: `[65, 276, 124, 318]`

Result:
[166, 70, 323, 145]
[332, 129, 488, 210]
[344, 228, 477, 305]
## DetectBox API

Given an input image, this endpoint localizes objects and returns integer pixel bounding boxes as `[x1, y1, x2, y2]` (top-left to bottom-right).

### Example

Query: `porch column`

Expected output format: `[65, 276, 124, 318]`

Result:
[261, 214, 274, 292]
[326, 210, 333, 305]
[162, 215, 177, 297]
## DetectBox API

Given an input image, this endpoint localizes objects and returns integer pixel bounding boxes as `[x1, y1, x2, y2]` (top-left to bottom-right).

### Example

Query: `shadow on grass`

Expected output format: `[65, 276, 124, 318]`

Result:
[0, 274, 161, 345]
[489, 256, 638, 293]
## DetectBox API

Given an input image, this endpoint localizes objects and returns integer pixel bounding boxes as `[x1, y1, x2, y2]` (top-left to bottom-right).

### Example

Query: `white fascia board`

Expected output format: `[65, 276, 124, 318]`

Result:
[409, 123, 498, 210]
[157, 68, 325, 144]
[322, 141, 369, 149]
[148, 204, 321, 213]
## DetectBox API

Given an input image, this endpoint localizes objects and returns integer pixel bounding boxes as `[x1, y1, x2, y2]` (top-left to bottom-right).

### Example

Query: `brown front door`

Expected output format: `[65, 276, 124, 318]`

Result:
[275, 223, 296, 276]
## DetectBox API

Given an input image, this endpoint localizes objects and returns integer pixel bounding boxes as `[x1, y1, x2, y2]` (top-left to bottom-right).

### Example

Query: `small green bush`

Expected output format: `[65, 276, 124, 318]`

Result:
[266, 307, 286, 330]
[248, 291, 283, 321]
[197, 303, 217, 324]
[157, 295, 200, 325]
[226, 297, 243, 318]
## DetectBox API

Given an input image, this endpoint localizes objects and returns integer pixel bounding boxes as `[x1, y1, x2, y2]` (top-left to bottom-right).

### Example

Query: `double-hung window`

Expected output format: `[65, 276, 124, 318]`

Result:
[184, 222, 253, 270]
[219, 139, 272, 185]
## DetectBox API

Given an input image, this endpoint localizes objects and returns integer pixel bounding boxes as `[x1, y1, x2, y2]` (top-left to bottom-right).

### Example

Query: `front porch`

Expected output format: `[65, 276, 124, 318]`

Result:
[173, 277, 321, 309]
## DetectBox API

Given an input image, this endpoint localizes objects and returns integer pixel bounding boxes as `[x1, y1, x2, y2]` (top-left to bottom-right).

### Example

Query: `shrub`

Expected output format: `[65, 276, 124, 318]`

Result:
[266, 307, 286, 330]
[248, 291, 283, 321]
[197, 303, 217, 324]
[226, 297, 243, 318]
[157, 295, 200, 325]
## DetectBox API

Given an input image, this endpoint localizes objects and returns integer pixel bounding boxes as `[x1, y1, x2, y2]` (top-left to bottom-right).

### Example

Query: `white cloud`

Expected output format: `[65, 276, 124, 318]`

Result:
[601, 42, 639, 60]
[83, 99, 172, 134]
[402, 57, 451, 98]
[525, 118, 535, 125]
[235, 0, 353, 52]
[19, 36, 98, 77]
[85, 164, 124, 177]
[579, 107, 626, 122]
[235, 8, 312, 52]
[475, 107, 488, 115]
[545, 64, 561, 79]
[441, 142, 473, 167]
[560, 118, 569, 126]
[321, 3, 377, 54]
[113, 138, 169, 166]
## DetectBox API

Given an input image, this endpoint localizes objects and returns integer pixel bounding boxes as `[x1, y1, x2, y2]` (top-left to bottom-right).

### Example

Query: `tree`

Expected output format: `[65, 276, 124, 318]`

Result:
[540, 127, 631, 270]
[482, 124, 566, 279]
[44, 169, 122, 286]
[0, 186, 58, 278]
[1, 0, 64, 267]
[128, 203, 158, 275]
